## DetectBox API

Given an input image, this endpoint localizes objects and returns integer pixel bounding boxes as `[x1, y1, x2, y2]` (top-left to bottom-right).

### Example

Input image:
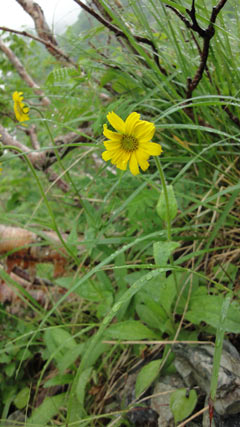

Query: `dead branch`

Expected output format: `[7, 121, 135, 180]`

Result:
[0, 26, 78, 68]
[16, 0, 57, 45]
[14, 0, 77, 66]
[73, 0, 167, 75]
[0, 38, 50, 106]
[0, 123, 46, 167]
[0, 124, 92, 168]
[0, 123, 93, 191]
[45, 168, 70, 193]
[166, 0, 228, 99]
[25, 125, 40, 149]
[166, 1, 240, 128]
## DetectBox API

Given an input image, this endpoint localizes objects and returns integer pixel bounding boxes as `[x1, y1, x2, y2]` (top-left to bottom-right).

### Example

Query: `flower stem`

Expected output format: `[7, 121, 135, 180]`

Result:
[155, 156, 171, 241]
[155, 156, 178, 298]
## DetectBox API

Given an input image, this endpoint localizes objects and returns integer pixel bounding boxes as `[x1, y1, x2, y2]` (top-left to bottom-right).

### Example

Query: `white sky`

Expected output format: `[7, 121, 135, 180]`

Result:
[0, 0, 81, 33]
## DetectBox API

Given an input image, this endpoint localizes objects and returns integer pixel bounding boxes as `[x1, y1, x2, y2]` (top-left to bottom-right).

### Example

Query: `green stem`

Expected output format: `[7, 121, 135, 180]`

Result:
[155, 156, 171, 241]
[155, 156, 178, 298]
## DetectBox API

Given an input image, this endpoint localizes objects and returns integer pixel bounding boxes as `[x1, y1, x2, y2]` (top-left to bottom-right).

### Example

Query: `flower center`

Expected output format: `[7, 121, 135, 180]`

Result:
[121, 134, 138, 152]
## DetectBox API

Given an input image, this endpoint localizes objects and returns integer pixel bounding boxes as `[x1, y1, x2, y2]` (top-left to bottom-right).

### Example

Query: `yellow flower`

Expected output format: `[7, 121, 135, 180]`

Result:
[102, 111, 162, 175]
[12, 91, 30, 125]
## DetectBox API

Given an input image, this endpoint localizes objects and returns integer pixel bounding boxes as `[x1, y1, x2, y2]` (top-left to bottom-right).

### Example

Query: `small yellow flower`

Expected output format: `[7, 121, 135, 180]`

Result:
[102, 111, 162, 175]
[12, 91, 30, 125]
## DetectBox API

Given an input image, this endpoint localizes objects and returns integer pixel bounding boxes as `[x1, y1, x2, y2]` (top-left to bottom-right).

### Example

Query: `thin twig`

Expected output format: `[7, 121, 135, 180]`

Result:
[0, 26, 78, 68]
[166, 0, 228, 98]
[73, 0, 167, 75]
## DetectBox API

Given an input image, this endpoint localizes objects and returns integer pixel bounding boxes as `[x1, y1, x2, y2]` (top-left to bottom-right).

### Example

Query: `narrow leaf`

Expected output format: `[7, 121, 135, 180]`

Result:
[135, 359, 162, 398]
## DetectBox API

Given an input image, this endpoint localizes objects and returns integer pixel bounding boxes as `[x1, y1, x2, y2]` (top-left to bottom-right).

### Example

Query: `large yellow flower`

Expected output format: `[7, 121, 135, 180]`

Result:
[102, 111, 162, 175]
[12, 91, 30, 125]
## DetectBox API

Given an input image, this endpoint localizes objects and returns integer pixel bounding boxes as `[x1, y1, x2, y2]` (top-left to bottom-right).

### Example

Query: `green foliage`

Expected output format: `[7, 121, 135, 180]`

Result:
[135, 359, 162, 398]
[156, 184, 178, 222]
[0, 0, 240, 424]
[170, 388, 198, 423]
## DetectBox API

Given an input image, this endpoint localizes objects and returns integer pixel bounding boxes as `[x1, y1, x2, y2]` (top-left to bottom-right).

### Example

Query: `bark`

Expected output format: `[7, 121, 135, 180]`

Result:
[16, 0, 57, 46]
[15, 0, 77, 65]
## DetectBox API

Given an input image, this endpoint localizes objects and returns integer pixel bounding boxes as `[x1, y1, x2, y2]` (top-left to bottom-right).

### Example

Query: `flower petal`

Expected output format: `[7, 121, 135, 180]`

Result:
[103, 140, 121, 150]
[135, 150, 150, 171]
[134, 121, 155, 140]
[102, 151, 113, 161]
[116, 152, 130, 170]
[129, 153, 140, 175]
[125, 112, 141, 134]
[140, 142, 163, 156]
[111, 149, 126, 165]
[107, 111, 125, 133]
[103, 124, 122, 142]
[117, 161, 128, 170]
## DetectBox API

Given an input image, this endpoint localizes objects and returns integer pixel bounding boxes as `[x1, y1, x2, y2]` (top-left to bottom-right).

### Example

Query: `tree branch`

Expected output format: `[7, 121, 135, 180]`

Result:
[15, 0, 77, 66]
[73, 0, 167, 75]
[0, 26, 78, 68]
[0, 38, 50, 106]
[166, 0, 228, 99]
[0, 123, 93, 191]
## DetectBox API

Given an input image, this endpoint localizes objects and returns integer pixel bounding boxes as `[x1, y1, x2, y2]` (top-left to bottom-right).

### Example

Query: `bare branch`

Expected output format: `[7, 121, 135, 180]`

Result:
[14, 0, 76, 65]
[0, 38, 50, 106]
[0, 123, 94, 191]
[166, 0, 229, 100]
[45, 168, 70, 193]
[25, 125, 40, 149]
[16, 0, 57, 45]
[0, 26, 78, 68]
[73, 0, 167, 75]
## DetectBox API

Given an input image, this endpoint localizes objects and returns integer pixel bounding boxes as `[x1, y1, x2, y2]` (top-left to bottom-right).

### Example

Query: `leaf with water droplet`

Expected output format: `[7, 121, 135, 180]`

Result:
[153, 241, 180, 266]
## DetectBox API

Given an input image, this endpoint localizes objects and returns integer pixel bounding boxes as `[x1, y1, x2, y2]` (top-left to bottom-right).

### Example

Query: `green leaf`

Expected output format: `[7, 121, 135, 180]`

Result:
[13, 387, 30, 409]
[186, 294, 240, 333]
[76, 367, 93, 405]
[170, 388, 197, 423]
[158, 274, 177, 314]
[58, 343, 85, 373]
[153, 241, 180, 266]
[26, 393, 66, 426]
[156, 185, 178, 221]
[5, 362, 16, 377]
[136, 303, 165, 331]
[105, 320, 158, 340]
[43, 328, 77, 369]
[44, 374, 73, 388]
[135, 359, 162, 398]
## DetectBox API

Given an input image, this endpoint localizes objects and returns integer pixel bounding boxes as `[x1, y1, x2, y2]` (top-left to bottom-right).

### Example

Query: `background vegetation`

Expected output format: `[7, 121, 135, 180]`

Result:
[0, 0, 239, 425]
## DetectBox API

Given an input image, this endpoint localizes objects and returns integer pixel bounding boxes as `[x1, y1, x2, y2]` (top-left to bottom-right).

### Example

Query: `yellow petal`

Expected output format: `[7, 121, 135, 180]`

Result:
[134, 121, 155, 140]
[117, 161, 128, 171]
[102, 151, 113, 161]
[135, 150, 150, 171]
[116, 154, 130, 170]
[103, 140, 121, 150]
[111, 149, 126, 165]
[103, 124, 122, 142]
[125, 112, 141, 134]
[140, 142, 162, 156]
[129, 153, 140, 175]
[107, 111, 125, 133]
[136, 147, 150, 160]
